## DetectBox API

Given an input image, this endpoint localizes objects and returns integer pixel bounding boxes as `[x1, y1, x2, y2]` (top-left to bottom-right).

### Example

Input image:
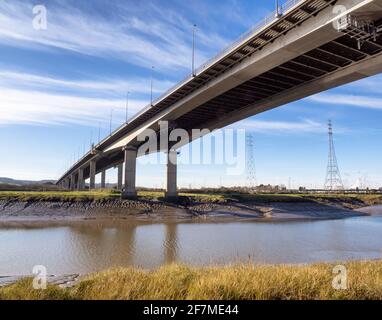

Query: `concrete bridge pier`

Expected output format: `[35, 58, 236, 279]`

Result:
[77, 168, 84, 191]
[70, 173, 76, 191]
[117, 163, 123, 190]
[65, 178, 70, 190]
[165, 147, 178, 199]
[100, 170, 106, 189]
[122, 146, 137, 199]
[89, 160, 96, 190]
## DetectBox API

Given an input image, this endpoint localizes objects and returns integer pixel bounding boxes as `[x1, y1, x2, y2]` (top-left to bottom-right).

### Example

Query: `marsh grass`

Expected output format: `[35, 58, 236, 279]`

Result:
[1, 190, 381, 206]
[1, 261, 382, 300]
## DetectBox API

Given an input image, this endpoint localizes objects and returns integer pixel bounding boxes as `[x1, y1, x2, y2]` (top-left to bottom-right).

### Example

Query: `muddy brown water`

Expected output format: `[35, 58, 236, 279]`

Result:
[1, 206, 382, 275]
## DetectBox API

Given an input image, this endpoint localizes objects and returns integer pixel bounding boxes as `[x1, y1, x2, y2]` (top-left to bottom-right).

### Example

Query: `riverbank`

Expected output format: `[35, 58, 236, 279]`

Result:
[1, 260, 382, 300]
[1, 191, 381, 223]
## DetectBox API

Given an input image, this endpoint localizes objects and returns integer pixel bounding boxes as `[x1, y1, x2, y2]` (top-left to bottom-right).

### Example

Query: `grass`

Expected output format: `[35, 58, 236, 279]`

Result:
[1, 260, 382, 300]
[0, 190, 381, 207]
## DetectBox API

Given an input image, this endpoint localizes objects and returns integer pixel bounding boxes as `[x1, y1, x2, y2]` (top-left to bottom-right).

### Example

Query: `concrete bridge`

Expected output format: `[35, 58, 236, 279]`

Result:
[56, 0, 382, 198]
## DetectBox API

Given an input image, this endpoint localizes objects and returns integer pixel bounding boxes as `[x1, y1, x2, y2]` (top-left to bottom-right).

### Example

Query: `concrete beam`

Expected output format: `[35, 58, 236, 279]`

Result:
[165, 147, 178, 198]
[117, 163, 123, 191]
[122, 146, 137, 199]
[101, 170, 106, 189]
[89, 160, 96, 190]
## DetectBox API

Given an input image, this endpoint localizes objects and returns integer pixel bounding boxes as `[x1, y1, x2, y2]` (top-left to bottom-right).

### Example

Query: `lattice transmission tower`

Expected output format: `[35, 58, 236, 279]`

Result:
[324, 120, 344, 191]
[246, 133, 257, 190]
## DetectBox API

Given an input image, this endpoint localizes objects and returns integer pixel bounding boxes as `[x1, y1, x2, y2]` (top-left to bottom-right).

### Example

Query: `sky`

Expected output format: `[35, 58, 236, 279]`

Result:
[0, 0, 381, 189]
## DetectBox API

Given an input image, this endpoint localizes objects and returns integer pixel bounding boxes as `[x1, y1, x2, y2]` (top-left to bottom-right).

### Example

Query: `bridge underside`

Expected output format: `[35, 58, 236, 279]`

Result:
[93, 25, 382, 174]
[176, 28, 382, 130]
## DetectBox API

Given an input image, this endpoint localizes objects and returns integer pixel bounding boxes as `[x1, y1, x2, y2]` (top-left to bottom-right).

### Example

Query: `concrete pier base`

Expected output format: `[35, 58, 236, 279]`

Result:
[89, 160, 96, 190]
[165, 148, 178, 199]
[70, 174, 76, 191]
[122, 146, 137, 199]
[117, 163, 123, 191]
[101, 170, 106, 189]
[77, 168, 84, 191]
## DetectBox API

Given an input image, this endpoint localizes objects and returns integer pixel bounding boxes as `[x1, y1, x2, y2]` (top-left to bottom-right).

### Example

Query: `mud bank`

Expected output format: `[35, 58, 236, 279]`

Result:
[0, 197, 369, 223]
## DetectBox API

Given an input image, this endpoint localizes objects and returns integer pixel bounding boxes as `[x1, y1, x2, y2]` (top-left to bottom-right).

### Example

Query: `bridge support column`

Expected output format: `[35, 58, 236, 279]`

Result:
[165, 147, 178, 199]
[70, 174, 75, 191]
[77, 168, 84, 191]
[100, 170, 106, 189]
[89, 160, 96, 190]
[117, 163, 123, 191]
[122, 146, 137, 199]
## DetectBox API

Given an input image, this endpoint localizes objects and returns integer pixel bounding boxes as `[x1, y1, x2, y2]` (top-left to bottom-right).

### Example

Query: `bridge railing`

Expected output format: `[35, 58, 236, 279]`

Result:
[195, 0, 305, 73]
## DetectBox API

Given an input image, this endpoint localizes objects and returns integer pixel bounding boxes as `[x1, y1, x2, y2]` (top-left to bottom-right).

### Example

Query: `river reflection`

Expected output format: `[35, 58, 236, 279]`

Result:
[1, 214, 382, 275]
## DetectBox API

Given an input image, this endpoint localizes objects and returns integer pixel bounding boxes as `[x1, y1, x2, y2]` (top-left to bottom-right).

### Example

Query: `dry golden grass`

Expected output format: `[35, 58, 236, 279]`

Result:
[1, 260, 382, 300]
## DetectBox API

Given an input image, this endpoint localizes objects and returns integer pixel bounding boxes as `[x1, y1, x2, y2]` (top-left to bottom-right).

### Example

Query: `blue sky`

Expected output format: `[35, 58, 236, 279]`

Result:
[0, 0, 381, 189]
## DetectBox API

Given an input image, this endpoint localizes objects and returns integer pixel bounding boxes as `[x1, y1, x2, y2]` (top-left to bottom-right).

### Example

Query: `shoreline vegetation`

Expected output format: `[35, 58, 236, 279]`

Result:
[1, 189, 382, 203]
[1, 260, 382, 300]
[0, 190, 381, 223]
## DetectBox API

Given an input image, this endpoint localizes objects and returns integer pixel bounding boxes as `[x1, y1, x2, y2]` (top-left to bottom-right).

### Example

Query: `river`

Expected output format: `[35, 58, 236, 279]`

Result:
[0, 207, 381, 275]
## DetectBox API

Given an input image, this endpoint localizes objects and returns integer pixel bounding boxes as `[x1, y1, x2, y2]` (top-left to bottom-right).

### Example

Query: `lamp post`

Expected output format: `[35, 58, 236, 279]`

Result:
[109, 108, 113, 135]
[126, 91, 130, 122]
[275, 0, 281, 18]
[192, 24, 197, 76]
[150, 66, 154, 106]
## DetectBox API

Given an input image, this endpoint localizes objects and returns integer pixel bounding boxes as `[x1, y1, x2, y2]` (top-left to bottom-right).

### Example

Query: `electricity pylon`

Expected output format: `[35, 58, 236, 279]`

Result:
[324, 120, 344, 191]
[246, 133, 257, 190]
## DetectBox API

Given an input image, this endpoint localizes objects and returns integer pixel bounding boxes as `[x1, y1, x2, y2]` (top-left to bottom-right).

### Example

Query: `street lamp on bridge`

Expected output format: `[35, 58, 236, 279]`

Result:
[192, 24, 197, 76]
[126, 91, 130, 123]
[275, 0, 282, 18]
[150, 66, 155, 106]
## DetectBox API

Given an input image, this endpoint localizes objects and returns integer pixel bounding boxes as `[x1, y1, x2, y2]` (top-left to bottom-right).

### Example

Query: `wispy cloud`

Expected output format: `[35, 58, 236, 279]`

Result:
[0, 0, 228, 71]
[0, 70, 173, 97]
[0, 69, 167, 126]
[309, 93, 382, 110]
[229, 119, 328, 134]
[0, 87, 146, 126]
[344, 75, 382, 95]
